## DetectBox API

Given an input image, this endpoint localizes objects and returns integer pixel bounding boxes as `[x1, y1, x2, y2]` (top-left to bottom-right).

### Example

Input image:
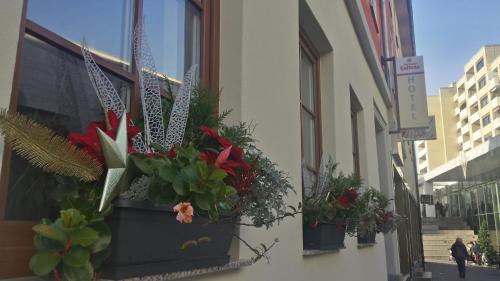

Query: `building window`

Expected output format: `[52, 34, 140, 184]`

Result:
[478, 76, 487, 90]
[300, 37, 321, 195]
[476, 58, 484, 72]
[482, 114, 491, 126]
[1, 1, 219, 277]
[350, 88, 362, 179]
[480, 95, 489, 108]
[369, 0, 379, 33]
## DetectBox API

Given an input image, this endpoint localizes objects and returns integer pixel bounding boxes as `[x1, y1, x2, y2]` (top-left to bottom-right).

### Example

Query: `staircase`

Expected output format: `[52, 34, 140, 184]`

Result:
[422, 217, 477, 261]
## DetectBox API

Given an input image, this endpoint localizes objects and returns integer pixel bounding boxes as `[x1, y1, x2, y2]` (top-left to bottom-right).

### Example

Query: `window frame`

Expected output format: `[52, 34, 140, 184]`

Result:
[299, 32, 322, 179]
[0, 0, 220, 278]
[478, 76, 487, 90]
[480, 95, 489, 108]
[476, 58, 484, 72]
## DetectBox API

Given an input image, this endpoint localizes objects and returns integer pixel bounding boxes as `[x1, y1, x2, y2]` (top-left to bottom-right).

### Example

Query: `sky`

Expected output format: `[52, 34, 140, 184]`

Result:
[412, 0, 500, 96]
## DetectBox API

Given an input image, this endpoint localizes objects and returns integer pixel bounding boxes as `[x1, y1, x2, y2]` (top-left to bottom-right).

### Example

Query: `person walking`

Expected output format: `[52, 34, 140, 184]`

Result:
[451, 237, 468, 279]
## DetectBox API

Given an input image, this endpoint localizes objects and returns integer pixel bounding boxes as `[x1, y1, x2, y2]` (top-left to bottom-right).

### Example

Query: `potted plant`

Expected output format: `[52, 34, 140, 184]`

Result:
[356, 188, 402, 244]
[302, 158, 361, 250]
[0, 24, 297, 281]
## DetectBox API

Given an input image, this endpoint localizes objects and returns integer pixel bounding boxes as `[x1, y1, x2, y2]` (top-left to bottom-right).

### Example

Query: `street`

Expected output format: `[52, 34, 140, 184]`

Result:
[427, 261, 500, 281]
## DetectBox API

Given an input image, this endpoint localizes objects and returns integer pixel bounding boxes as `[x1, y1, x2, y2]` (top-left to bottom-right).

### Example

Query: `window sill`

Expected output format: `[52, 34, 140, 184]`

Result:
[116, 259, 253, 281]
[357, 242, 377, 249]
[302, 246, 346, 257]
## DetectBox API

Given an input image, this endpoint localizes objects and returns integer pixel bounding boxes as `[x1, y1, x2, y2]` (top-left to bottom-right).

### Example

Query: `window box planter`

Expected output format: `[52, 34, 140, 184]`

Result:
[357, 231, 376, 244]
[101, 200, 236, 280]
[303, 222, 346, 250]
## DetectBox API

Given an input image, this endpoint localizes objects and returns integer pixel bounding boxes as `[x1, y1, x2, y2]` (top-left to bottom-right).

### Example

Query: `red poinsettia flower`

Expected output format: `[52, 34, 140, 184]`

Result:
[68, 110, 141, 164]
[337, 195, 351, 208]
[199, 125, 218, 139]
[348, 188, 359, 201]
[167, 147, 177, 158]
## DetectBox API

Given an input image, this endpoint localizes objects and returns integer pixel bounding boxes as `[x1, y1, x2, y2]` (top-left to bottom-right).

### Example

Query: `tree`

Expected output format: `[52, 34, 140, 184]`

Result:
[477, 220, 496, 264]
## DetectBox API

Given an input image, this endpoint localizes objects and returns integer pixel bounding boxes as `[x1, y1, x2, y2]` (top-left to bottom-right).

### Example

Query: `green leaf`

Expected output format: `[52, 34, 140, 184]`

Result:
[89, 222, 111, 253]
[32, 224, 66, 242]
[63, 246, 90, 267]
[33, 235, 63, 251]
[172, 177, 187, 195]
[158, 165, 176, 182]
[72, 227, 98, 247]
[209, 169, 227, 181]
[62, 262, 93, 281]
[130, 155, 154, 176]
[195, 194, 211, 211]
[60, 209, 86, 229]
[29, 251, 61, 276]
[196, 161, 209, 178]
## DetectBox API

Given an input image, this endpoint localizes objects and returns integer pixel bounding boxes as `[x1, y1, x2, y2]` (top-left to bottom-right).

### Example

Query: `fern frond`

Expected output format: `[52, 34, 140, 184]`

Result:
[0, 110, 102, 182]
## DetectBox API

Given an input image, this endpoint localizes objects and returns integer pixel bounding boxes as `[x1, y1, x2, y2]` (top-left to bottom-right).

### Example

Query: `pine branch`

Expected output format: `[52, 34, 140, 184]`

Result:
[0, 110, 103, 182]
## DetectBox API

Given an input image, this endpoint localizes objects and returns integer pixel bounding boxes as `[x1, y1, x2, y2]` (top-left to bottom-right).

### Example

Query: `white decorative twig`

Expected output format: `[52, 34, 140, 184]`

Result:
[81, 42, 126, 117]
[164, 65, 197, 150]
[133, 19, 165, 149]
[81, 42, 147, 153]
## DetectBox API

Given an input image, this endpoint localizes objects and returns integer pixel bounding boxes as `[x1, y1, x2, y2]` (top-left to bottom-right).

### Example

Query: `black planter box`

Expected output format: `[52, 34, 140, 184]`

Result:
[303, 222, 346, 250]
[358, 231, 376, 244]
[101, 200, 236, 279]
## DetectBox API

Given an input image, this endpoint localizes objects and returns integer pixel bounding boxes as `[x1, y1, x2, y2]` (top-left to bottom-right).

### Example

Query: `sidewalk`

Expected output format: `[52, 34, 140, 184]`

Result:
[427, 261, 500, 281]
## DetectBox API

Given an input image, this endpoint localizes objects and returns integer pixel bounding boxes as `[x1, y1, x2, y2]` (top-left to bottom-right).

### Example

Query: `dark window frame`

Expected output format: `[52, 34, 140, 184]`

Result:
[0, 0, 220, 278]
[478, 76, 487, 90]
[482, 114, 491, 126]
[299, 32, 323, 179]
[476, 58, 484, 72]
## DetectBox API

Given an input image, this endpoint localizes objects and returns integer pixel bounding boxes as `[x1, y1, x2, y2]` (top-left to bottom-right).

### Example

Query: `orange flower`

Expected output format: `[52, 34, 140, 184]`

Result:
[173, 202, 194, 223]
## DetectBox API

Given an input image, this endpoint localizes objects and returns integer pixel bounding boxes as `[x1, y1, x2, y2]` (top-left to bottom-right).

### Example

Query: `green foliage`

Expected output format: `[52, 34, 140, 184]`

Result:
[356, 188, 391, 237]
[303, 162, 362, 232]
[29, 189, 111, 281]
[237, 147, 296, 228]
[131, 144, 237, 219]
[478, 220, 496, 263]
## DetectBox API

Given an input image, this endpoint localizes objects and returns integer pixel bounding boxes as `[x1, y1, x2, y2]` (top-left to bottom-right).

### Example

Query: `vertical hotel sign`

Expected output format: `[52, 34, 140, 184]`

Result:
[396, 56, 429, 128]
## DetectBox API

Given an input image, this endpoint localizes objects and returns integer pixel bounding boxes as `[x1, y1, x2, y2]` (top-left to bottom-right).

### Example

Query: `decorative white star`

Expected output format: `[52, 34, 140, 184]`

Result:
[96, 112, 130, 212]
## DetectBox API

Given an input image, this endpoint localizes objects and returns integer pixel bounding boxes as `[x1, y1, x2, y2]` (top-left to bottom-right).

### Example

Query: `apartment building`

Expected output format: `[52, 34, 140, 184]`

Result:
[0, 1, 422, 280]
[418, 46, 500, 246]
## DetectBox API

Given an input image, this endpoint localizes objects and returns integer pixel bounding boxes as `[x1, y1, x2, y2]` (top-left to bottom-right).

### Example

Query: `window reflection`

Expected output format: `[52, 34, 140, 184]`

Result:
[5, 35, 131, 221]
[27, 0, 134, 70]
[143, 0, 201, 82]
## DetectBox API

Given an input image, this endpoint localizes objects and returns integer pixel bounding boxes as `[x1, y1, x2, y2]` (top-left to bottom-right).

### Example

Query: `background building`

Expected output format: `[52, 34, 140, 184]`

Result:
[418, 45, 500, 253]
[0, 0, 423, 280]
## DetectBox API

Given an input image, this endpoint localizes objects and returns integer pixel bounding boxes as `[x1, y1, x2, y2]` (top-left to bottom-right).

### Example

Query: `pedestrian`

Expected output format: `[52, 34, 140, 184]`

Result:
[451, 237, 468, 279]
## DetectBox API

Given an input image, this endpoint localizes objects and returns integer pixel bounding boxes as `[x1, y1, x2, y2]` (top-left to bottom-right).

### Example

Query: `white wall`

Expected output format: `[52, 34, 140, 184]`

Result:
[216, 0, 394, 280]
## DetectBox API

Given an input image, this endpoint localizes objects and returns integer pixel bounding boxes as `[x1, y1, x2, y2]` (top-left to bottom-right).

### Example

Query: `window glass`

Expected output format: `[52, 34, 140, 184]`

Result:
[27, 0, 134, 70]
[476, 58, 484, 71]
[143, 0, 201, 82]
[300, 50, 315, 113]
[480, 95, 489, 108]
[301, 111, 316, 169]
[482, 114, 491, 126]
[5, 34, 131, 221]
[478, 76, 487, 89]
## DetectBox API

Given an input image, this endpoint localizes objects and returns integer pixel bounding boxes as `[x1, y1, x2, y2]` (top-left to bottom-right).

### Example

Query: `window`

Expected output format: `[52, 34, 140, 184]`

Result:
[1, 1, 219, 278]
[300, 37, 321, 196]
[478, 76, 487, 89]
[350, 88, 362, 178]
[480, 95, 489, 108]
[476, 58, 484, 72]
[369, 0, 379, 33]
[482, 114, 491, 126]
[460, 102, 467, 110]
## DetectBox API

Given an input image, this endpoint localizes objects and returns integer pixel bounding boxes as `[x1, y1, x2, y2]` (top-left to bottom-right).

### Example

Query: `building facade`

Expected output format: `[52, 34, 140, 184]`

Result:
[0, 0, 422, 280]
[417, 46, 500, 249]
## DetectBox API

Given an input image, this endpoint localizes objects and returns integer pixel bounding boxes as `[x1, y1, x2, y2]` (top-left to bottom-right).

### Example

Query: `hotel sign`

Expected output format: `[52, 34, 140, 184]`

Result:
[396, 56, 429, 129]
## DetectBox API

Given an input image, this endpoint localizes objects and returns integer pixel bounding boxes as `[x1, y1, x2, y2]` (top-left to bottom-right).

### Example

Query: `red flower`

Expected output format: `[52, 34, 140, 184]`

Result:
[200, 151, 216, 163]
[199, 126, 218, 138]
[68, 110, 141, 164]
[338, 195, 350, 208]
[167, 147, 177, 158]
[217, 136, 233, 148]
[348, 189, 359, 201]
